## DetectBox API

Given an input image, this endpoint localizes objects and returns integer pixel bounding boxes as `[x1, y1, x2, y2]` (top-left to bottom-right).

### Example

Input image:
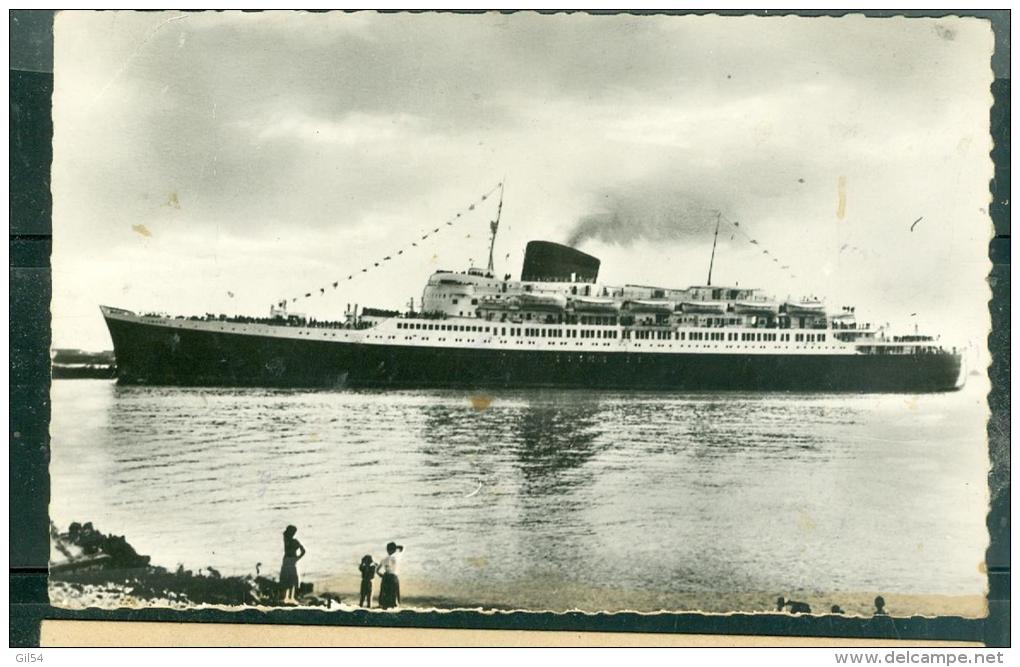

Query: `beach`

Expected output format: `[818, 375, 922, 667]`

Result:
[50, 575, 985, 618]
[48, 520, 986, 618]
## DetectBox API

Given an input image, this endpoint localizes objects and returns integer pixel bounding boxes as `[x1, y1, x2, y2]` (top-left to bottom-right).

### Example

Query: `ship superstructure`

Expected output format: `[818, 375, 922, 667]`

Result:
[101, 238, 962, 391]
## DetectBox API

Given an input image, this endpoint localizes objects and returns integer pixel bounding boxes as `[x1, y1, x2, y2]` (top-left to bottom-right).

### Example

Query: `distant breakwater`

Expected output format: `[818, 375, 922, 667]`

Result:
[51, 349, 116, 380]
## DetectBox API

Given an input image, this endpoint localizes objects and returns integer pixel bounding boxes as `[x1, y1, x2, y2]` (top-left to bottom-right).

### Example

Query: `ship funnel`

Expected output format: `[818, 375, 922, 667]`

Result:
[521, 241, 600, 283]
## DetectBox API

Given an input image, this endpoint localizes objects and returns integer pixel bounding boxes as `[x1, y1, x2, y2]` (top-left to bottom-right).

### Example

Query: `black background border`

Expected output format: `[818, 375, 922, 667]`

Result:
[9, 8, 1011, 648]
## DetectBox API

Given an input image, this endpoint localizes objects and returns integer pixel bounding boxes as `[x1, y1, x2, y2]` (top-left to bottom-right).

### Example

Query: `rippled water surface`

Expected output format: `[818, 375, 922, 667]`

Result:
[50, 379, 989, 608]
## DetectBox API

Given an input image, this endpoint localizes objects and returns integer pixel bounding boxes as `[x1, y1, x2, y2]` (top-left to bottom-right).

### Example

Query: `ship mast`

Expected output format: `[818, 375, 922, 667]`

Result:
[706, 212, 721, 286]
[486, 180, 505, 276]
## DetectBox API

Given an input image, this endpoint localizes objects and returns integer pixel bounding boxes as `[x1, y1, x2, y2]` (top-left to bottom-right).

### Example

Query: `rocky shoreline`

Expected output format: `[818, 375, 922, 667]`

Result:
[49, 521, 338, 609]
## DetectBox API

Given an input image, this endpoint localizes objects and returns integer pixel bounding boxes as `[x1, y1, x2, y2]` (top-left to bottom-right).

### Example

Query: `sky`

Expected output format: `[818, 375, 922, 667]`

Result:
[51, 11, 995, 352]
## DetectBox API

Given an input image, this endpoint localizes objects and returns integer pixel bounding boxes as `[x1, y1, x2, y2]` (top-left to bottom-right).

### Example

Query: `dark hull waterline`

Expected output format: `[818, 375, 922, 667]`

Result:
[104, 315, 963, 393]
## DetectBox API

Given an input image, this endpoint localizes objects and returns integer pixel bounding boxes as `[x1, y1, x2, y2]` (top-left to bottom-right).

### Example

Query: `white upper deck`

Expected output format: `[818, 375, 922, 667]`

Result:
[100, 240, 947, 358]
[420, 266, 835, 331]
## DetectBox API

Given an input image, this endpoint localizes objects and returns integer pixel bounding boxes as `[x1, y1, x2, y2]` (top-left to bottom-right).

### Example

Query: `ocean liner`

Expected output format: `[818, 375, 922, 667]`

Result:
[101, 206, 964, 392]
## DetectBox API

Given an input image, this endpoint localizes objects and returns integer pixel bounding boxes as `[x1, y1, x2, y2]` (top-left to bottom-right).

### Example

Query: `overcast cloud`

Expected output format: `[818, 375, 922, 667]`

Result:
[52, 11, 993, 352]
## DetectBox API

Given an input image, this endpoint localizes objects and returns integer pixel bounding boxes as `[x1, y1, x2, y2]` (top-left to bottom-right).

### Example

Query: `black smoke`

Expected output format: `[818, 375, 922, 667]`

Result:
[567, 185, 724, 248]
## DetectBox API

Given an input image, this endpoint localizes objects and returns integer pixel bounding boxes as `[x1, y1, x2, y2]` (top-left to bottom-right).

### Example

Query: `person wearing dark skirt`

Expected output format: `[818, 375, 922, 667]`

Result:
[279, 525, 306, 604]
[377, 541, 403, 609]
[358, 555, 377, 608]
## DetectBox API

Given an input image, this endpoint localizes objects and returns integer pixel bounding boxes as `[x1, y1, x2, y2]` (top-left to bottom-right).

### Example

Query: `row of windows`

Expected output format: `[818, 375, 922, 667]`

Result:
[579, 316, 617, 325]
[524, 327, 557, 337]
[519, 327, 621, 339]
[741, 332, 779, 342]
[579, 329, 618, 339]
[632, 330, 722, 341]
[396, 321, 829, 343]
[676, 316, 744, 326]
[628, 330, 813, 343]
[398, 322, 490, 333]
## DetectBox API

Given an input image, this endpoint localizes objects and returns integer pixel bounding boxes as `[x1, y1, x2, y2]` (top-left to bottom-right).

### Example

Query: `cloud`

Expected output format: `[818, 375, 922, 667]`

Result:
[50, 11, 994, 350]
[254, 111, 426, 146]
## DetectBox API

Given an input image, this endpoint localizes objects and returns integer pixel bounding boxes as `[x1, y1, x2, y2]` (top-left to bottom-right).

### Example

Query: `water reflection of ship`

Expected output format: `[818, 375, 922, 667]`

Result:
[512, 397, 605, 496]
[418, 393, 606, 496]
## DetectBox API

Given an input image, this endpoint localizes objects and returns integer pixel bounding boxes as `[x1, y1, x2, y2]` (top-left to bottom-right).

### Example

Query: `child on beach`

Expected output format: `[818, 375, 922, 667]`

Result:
[359, 555, 377, 608]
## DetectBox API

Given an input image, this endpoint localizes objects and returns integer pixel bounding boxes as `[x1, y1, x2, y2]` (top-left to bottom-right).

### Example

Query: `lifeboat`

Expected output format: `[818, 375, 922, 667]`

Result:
[735, 300, 779, 315]
[571, 296, 621, 313]
[625, 299, 674, 313]
[783, 300, 826, 316]
[514, 293, 567, 311]
[680, 300, 727, 314]
[477, 296, 514, 312]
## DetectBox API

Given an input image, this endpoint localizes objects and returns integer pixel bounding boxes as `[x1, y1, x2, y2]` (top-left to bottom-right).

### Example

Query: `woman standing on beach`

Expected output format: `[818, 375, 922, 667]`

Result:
[279, 525, 306, 605]
[377, 542, 403, 609]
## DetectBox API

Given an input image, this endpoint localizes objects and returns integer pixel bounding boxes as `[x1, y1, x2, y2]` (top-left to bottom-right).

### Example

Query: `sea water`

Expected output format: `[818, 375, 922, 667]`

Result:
[49, 379, 989, 611]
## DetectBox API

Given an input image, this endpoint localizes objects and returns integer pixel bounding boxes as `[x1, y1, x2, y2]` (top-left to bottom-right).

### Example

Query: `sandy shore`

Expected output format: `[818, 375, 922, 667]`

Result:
[48, 521, 987, 619]
[51, 581, 199, 611]
[313, 576, 986, 618]
[51, 577, 986, 619]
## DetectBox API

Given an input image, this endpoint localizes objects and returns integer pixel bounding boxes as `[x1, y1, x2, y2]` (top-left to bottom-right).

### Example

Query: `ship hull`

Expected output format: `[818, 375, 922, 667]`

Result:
[104, 314, 963, 392]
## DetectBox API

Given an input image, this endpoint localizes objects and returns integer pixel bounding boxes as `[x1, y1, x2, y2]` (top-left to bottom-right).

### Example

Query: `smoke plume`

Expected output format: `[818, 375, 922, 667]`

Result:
[567, 185, 724, 248]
